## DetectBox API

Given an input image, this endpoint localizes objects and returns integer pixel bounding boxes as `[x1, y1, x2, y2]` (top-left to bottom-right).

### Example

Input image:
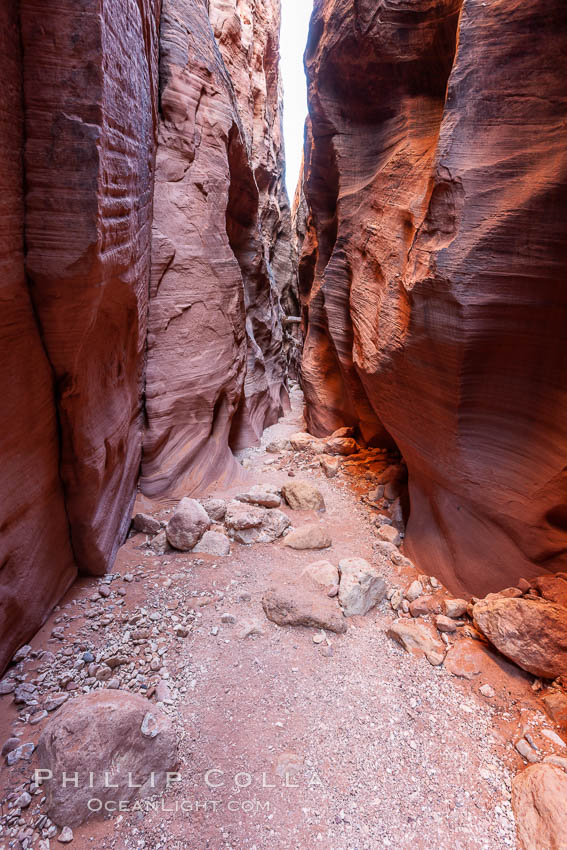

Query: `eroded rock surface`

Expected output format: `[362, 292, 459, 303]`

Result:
[0, 0, 161, 671]
[511, 764, 567, 850]
[0, 0, 295, 671]
[298, 0, 567, 595]
[262, 583, 347, 633]
[141, 0, 293, 498]
[473, 598, 567, 679]
[37, 690, 178, 827]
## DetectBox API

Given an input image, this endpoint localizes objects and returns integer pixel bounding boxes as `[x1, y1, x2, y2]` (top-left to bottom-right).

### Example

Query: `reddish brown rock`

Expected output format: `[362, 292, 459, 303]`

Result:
[444, 638, 532, 699]
[299, 0, 567, 596]
[387, 620, 445, 667]
[409, 595, 444, 619]
[444, 640, 491, 680]
[473, 598, 567, 679]
[0, 0, 161, 671]
[209, 0, 298, 438]
[511, 764, 567, 850]
[37, 690, 178, 827]
[141, 0, 292, 498]
[262, 583, 346, 633]
[532, 575, 567, 609]
[542, 692, 567, 736]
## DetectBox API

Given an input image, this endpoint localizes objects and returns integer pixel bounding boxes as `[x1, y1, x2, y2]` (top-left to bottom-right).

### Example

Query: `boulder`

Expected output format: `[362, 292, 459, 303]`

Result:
[324, 437, 358, 456]
[266, 439, 291, 453]
[224, 502, 266, 545]
[338, 558, 386, 617]
[284, 525, 332, 550]
[149, 530, 170, 555]
[320, 456, 340, 478]
[378, 464, 406, 486]
[193, 531, 230, 557]
[301, 560, 339, 590]
[444, 598, 469, 619]
[409, 595, 444, 618]
[289, 432, 324, 453]
[405, 580, 423, 602]
[201, 498, 227, 523]
[262, 584, 346, 634]
[387, 620, 445, 666]
[36, 690, 177, 827]
[132, 513, 161, 535]
[435, 614, 458, 633]
[473, 598, 567, 679]
[511, 764, 567, 850]
[166, 498, 210, 551]
[330, 426, 356, 439]
[258, 509, 292, 543]
[236, 485, 281, 509]
[376, 525, 401, 546]
[542, 692, 567, 735]
[281, 481, 325, 512]
[443, 639, 488, 679]
[532, 575, 567, 609]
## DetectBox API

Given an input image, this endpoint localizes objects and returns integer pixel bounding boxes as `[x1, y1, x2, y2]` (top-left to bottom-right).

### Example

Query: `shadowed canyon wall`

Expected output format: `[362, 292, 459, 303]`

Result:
[141, 0, 293, 498]
[0, 0, 161, 673]
[299, 0, 567, 595]
[0, 0, 292, 671]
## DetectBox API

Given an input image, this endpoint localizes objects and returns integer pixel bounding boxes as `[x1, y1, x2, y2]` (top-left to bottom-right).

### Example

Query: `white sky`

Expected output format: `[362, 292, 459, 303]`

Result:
[280, 0, 313, 197]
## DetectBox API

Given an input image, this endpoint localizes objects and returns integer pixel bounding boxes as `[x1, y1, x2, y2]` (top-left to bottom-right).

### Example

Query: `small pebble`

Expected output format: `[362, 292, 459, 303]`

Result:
[58, 826, 74, 843]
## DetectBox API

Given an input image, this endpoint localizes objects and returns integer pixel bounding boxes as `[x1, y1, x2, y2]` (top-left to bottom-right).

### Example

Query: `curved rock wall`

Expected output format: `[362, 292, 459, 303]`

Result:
[21, 0, 162, 576]
[300, 0, 567, 595]
[0, 0, 76, 674]
[141, 0, 293, 497]
[0, 0, 161, 671]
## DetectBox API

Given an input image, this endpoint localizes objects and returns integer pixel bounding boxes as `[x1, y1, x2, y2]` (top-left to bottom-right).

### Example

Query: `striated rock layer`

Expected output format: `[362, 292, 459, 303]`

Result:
[141, 0, 293, 497]
[0, 0, 76, 674]
[299, 0, 567, 595]
[21, 0, 162, 576]
[0, 0, 161, 671]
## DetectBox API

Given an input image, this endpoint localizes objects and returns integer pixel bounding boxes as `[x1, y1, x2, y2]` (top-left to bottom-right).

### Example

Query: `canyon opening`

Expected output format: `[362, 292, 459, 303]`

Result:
[0, 1, 566, 849]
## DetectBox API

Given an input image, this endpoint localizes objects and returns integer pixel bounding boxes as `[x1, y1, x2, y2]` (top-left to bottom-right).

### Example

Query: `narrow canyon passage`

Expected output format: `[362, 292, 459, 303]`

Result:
[1, 0, 567, 848]
[1, 386, 548, 850]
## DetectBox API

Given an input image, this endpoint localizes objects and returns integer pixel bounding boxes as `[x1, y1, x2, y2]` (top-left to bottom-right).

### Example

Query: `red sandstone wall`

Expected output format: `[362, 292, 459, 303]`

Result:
[300, 0, 567, 595]
[141, 0, 292, 497]
[0, 0, 76, 673]
[20, 0, 162, 575]
[0, 0, 161, 671]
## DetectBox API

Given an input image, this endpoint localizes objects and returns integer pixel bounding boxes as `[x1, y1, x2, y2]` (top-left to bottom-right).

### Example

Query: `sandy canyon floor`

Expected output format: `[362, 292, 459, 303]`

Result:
[2, 387, 563, 850]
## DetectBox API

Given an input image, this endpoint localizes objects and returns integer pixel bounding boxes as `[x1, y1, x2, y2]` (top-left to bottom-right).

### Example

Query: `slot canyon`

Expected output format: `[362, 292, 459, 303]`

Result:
[0, 0, 566, 848]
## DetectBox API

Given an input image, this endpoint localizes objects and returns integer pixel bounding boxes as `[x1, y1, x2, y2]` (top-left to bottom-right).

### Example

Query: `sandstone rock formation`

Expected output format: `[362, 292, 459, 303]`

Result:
[511, 763, 567, 850]
[298, 0, 567, 595]
[0, 0, 161, 672]
[262, 582, 347, 633]
[37, 690, 178, 827]
[21, 0, 162, 576]
[473, 597, 567, 679]
[141, 0, 293, 498]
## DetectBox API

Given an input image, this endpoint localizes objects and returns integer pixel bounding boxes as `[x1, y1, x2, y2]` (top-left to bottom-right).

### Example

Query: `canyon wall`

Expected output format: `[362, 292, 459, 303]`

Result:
[299, 0, 567, 595]
[0, 0, 162, 672]
[0, 0, 77, 675]
[141, 0, 293, 497]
